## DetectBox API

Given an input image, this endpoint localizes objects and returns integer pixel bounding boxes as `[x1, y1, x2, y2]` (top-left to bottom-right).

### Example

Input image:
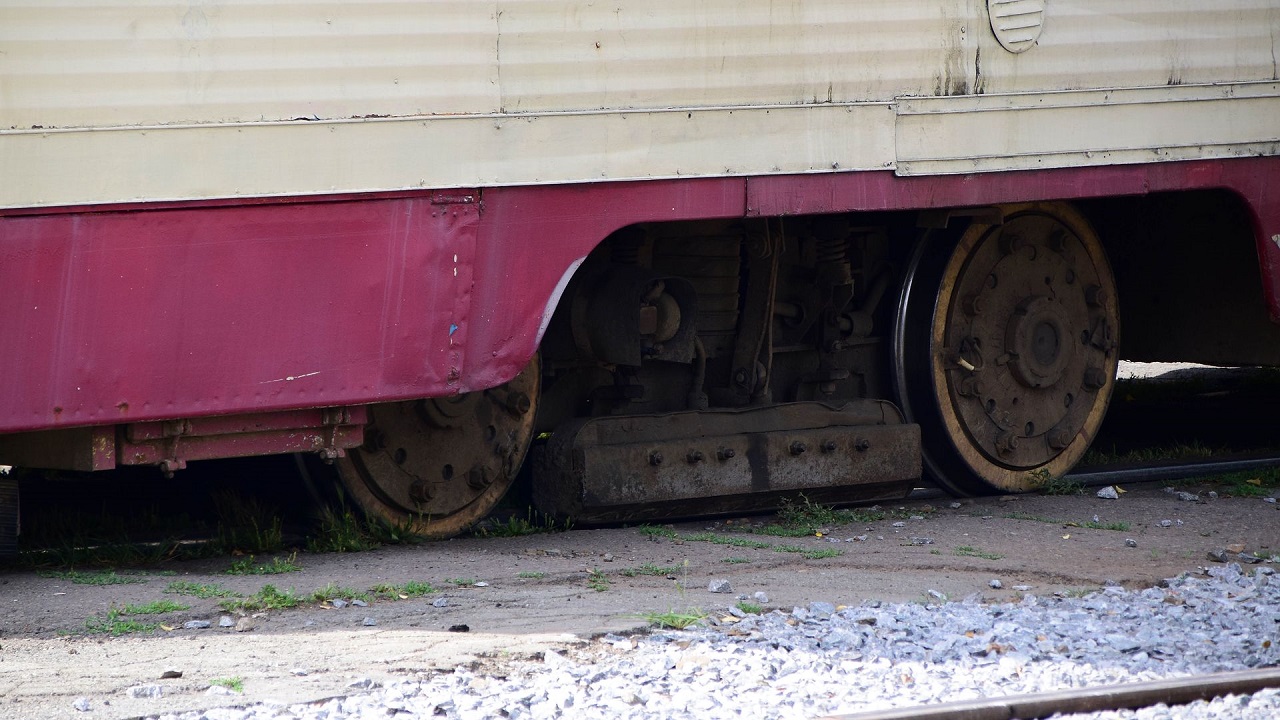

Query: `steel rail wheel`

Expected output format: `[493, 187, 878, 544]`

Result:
[336, 357, 540, 538]
[894, 203, 1119, 495]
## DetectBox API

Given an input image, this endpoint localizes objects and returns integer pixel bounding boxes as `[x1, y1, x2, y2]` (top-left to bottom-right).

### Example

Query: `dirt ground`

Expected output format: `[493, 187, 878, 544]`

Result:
[1, 481, 1276, 720]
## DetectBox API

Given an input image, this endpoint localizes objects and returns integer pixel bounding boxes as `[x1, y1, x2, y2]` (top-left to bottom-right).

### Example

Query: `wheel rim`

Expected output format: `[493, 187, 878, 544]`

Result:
[336, 357, 540, 537]
[896, 203, 1119, 494]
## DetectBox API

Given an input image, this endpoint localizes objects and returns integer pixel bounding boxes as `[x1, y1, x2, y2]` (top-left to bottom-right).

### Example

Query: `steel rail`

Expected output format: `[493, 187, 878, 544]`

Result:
[817, 667, 1280, 720]
[906, 454, 1280, 501]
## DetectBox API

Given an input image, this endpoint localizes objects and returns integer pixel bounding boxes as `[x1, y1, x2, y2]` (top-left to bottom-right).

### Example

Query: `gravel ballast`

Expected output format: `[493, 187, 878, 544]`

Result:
[147, 563, 1280, 720]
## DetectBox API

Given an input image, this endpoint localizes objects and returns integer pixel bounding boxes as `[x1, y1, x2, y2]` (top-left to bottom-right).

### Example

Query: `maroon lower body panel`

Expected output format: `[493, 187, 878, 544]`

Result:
[2, 159, 1278, 436]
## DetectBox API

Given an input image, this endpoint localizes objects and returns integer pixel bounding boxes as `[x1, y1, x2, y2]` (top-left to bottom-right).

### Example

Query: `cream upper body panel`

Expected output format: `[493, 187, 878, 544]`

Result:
[2, 1, 1278, 208]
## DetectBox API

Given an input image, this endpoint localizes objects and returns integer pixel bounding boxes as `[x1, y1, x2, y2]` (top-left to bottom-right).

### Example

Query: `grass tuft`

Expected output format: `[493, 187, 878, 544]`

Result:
[226, 552, 300, 576]
[218, 584, 302, 613]
[1028, 469, 1085, 496]
[586, 568, 610, 592]
[38, 569, 148, 586]
[643, 608, 706, 629]
[210, 677, 244, 693]
[212, 492, 284, 554]
[84, 600, 188, 636]
[954, 545, 1005, 561]
[307, 507, 378, 553]
[620, 563, 683, 578]
[165, 581, 239, 599]
[476, 508, 572, 537]
[371, 580, 437, 600]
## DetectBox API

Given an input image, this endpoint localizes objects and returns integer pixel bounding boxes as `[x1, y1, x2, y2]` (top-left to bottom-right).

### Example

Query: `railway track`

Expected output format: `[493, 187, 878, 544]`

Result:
[821, 668, 1280, 720]
[905, 453, 1280, 502]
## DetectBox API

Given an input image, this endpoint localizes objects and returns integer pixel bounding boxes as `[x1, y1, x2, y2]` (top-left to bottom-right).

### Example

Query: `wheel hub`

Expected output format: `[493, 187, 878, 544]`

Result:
[940, 213, 1117, 470]
[336, 358, 540, 537]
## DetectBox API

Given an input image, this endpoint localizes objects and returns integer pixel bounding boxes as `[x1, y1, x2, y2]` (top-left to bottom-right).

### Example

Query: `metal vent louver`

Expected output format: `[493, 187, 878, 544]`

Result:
[988, 0, 1045, 53]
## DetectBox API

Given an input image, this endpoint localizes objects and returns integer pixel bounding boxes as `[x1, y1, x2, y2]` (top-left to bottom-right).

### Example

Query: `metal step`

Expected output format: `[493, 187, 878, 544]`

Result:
[533, 401, 921, 523]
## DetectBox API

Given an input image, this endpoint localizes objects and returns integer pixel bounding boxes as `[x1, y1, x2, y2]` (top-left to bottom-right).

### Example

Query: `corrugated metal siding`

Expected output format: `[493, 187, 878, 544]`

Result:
[1, 0, 1277, 208]
[0, 1, 500, 128]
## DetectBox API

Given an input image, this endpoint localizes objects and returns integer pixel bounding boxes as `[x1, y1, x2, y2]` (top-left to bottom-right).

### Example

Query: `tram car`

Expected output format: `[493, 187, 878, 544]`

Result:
[2, 1, 1279, 546]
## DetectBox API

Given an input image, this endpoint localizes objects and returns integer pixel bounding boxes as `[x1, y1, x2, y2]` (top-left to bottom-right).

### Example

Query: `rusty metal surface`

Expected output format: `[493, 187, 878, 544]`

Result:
[0, 426, 116, 471]
[533, 401, 919, 522]
[2, 159, 1279, 439]
[335, 358, 540, 539]
[118, 407, 368, 471]
[934, 206, 1119, 474]
[118, 425, 364, 467]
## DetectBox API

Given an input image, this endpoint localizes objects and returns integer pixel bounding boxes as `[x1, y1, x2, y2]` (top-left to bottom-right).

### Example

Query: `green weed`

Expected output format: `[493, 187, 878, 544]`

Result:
[638, 525, 680, 540]
[307, 583, 368, 604]
[1079, 520, 1131, 532]
[84, 612, 158, 636]
[371, 580, 437, 599]
[587, 569, 610, 592]
[477, 508, 572, 537]
[620, 563, 683, 578]
[165, 581, 239, 599]
[774, 545, 842, 560]
[38, 569, 148, 586]
[84, 600, 188, 636]
[517, 571, 546, 579]
[218, 584, 302, 613]
[1005, 512, 1130, 532]
[1003, 511, 1059, 524]
[226, 552, 300, 576]
[1029, 469, 1085, 496]
[643, 609, 706, 629]
[307, 507, 378, 553]
[683, 532, 772, 549]
[210, 677, 244, 693]
[954, 545, 1004, 561]
[447, 578, 477, 588]
[122, 599, 189, 615]
[735, 601, 763, 614]
[212, 492, 284, 554]
[721, 557, 751, 564]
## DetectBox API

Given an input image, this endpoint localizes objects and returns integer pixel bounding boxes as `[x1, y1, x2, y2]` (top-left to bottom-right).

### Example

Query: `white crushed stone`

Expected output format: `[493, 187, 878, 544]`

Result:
[149, 564, 1279, 720]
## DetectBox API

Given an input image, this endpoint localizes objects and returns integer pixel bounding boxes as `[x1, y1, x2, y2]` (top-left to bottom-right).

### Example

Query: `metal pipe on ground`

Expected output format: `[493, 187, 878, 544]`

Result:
[818, 667, 1280, 720]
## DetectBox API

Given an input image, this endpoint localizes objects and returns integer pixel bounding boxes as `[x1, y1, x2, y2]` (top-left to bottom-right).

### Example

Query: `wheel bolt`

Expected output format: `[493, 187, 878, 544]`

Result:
[502, 391, 532, 416]
[994, 431, 1019, 456]
[958, 376, 985, 398]
[409, 480, 433, 503]
[790, 441, 808, 456]
[820, 440, 837, 453]
[1047, 427, 1074, 450]
[1085, 284, 1107, 308]
[855, 438, 871, 452]
[1083, 367, 1108, 391]
[686, 450, 705, 464]
[467, 467, 491, 489]
[717, 447, 736, 461]
[962, 294, 984, 316]
[649, 452, 664, 466]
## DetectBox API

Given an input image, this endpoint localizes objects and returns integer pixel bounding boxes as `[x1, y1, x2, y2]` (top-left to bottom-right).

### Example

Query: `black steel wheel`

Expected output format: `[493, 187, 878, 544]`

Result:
[894, 203, 1119, 494]
[335, 357, 540, 538]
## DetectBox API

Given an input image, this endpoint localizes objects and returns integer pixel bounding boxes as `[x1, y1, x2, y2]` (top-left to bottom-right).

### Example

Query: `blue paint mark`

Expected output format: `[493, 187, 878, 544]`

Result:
[449, 323, 459, 336]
